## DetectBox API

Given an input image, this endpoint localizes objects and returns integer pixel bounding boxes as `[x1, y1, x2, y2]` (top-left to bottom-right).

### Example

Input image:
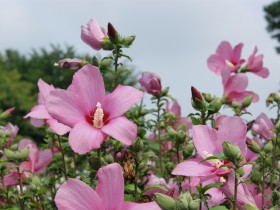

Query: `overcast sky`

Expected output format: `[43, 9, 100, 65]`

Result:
[1, 0, 280, 119]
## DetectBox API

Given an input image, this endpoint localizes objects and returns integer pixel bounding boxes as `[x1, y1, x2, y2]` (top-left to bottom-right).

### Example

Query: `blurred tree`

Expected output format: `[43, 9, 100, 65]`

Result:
[0, 45, 138, 142]
[264, 0, 280, 53]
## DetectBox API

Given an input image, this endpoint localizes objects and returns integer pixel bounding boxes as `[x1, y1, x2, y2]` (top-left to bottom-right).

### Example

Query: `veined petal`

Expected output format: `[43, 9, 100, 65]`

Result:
[69, 65, 105, 113]
[103, 85, 143, 120]
[46, 89, 86, 127]
[124, 201, 161, 210]
[96, 163, 124, 210]
[69, 121, 106, 154]
[101, 117, 137, 145]
[172, 159, 214, 177]
[193, 125, 219, 158]
[46, 118, 71, 135]
[55, 178, 104, 210]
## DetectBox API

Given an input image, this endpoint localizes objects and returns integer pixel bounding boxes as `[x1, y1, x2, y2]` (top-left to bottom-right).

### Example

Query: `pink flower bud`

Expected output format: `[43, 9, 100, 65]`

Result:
[139, 72, 162, 97]
[57, 58, 84, 70]
[191, 86, 203, 101]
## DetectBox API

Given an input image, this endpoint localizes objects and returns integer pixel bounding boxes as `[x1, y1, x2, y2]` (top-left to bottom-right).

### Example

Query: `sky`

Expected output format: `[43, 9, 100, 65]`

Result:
[1, 0, 280, 120]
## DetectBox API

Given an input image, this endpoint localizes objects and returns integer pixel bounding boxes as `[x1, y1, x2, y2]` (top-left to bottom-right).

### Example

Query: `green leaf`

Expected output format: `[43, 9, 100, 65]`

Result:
[209, 206, 229, 210]
[190, 116, 202, 125]
[201, 182, 222, 194]
[143, 151, 158, 158]
[141, 184, 168, 195]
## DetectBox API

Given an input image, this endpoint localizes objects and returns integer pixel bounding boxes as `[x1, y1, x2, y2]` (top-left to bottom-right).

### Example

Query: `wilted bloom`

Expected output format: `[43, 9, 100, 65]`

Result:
[246, 47, 269, 78]
[207, 41, 245, 75]
[24, 79, 71, 136]
[46, 64, 143, 154]
[57, 58, 85, 70]
[4, 139, 52, 186]
[81, 19, 107, 51]
[55, 163, 160, 210]
[139, 72, 162, 97]
[252, 113, 275, 140]
[222, 67, 259, 103]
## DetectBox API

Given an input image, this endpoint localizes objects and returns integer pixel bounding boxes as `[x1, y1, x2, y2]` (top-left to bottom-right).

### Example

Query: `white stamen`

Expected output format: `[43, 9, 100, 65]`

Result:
[225, 60, 235, 68]
[93, 102, 104, 128]
[203, 151, 227, 170]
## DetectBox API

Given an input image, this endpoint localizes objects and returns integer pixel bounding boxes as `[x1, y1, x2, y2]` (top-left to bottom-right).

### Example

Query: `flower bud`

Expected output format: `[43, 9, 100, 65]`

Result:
[231, 99, 240, 109]
[208, 98, 222, 113]
[202, 93, 213, 103]
[191, 86, 204, 110]
[176, 192, 189, 210]
[177, 130, 186, 144]
[246, 138, 261, 154]
[139, 72, 162, 97]
[92, 56, 99, 67]
[19, 147, 30, 160]
[250, 169, 261, 184]
[123, 36, 135, 47]
[107, 22, 117, 40]
[161, 87, 169, 97]
[101, 40, 114, 50]
[100, 58, 111, 69]
[167, 126, 177, 139]
[242, 95, 253, 108]
[177, 123, 187, 132]
[237, 166, 245, 177]
[131, 138, 143, 153]
[0, 107, 15, 120]
[4, 149, 15, 161]
[183, 144, 194, 158]
[222, 141, 244, 165]
[57, 58, 85, 70]
[189, 200, 200, 210]
[10, 143, 18, 151]
[263, 141, 273, 153]
[30, 176, 41, 191]
[155, 193, 176, 210]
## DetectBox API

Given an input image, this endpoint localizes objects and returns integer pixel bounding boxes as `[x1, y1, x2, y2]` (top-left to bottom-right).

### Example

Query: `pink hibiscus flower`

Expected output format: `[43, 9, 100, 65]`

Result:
[81, 19, 107, 51]
[252, 113, 275, 140]
[207, 41, 245, 75]
[46, 64, 143, 154]
[0, 123, 19, 146]
[24, 79, 71, 135]
[246, 47, 269, 78]
[222, 67, 259, 103]
[139, 72, 162, 97]
[55, 163, 160, 210]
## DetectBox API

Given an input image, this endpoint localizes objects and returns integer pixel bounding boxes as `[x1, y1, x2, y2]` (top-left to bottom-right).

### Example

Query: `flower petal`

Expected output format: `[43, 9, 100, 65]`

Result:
[224, 73, 248, 95]
[24, 105, 51, 119]
[103, 85, 143, 120]
[35, 149, 52, 174]
[124, 202, 161, 210]
[96, 163, 124, 210]
[55, 178, 104, 210]
[46, 89, 86, 127]
[37, 79, 55, 104]
[69, 121, 106, 154]
[46, 118, 71, 135]
[172, 159, 214, 177]
[68, 65, 105, 113]
[102, 117, 137, 145]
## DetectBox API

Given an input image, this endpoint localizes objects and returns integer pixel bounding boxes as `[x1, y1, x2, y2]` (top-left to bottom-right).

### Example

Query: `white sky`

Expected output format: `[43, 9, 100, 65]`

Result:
[1, 0, 280, 120]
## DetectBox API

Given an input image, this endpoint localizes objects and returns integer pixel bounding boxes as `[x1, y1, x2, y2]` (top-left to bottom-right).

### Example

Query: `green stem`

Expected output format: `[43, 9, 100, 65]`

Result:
[156, 97, 163, 173]
[134, 158, 139, 200]
[233, 173, 238, 210]
[57, 135, 68, 180]
[270, 137, 277, 190]
[16, 167, 25, 210]
[113, 47, 121, 89]
[261, 156, 266, 210]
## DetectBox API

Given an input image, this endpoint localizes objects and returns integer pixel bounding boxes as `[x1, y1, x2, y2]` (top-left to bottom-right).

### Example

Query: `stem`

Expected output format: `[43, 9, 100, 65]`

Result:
[134, 158, 139, 200]
[57, 135, 68, 180]
[270, 137, 277, 190]
[156, 97, 163, 173]
[113, 47, 121, 89]
[16, 167, 24, 210]
[261, 156, 265, 210]
[233, 173, 238, 210]
[199, 183, 203, 210]
[176, 145, 180, 163]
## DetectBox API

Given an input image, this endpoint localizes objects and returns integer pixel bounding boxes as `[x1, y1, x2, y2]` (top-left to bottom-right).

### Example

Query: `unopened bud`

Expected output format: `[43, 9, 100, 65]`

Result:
[250, 169, 261, 184]
[57, 58, 85, 70]
[231, 99, 240, 109]
[123, 36, 135, 47]
[19, 147, 30, 160]
[191, 86, 204, 110]
[10, 144, 18, 151]
[237, 166, 245, 177]
[167, 126, 177, 139]
[155, 193, 176, 210]
[105, 154, 114, 164]
[101, 40, 114, 50]
[183, 144, 194, 158]
[92, 56, 99, 67]
[100, 58, 111, 69]
[0, 107, 15, 120]
[177, 130, 186, 144]
[263, 141, 273, 153]
[189, 200, 200, 210]
[107, 22, 117, 40]
[176, 192, 189, 210]
[208, 98, 222, 113]
[242, 95, 253, 108]
[177, 123, 186, 131]
[246, 138, 261, 154]
[202, 93, 213, 103]
[132, 138, 143, 153]
[161, 87, 169, 97]
[4, 149, 15, 161]
[222, 141, 244, 165]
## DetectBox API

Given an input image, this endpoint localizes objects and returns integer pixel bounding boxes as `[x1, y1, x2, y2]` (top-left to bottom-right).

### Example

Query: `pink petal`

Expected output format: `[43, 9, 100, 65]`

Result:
[227, 91, 259, 103]
[46, 118, 71, 135]
[193, 125, 219, 158]
[207, 55, 225, 75]
[37, 79, 55, 104]
[101, 117, 137, 145]
[69, 65, 105, 113]
[30, 118, 45, 127]
[172, 159, 214, 176]
[18, 139, 39, 172]
[224, 73, 248, 95]
[103, 85, 143, 120]
[216, 41, 233, 60]
[69, 121, 106, 154]
[232, 43, 244, 64]
[55, 178, 104, 210]
[206, 188, 225, 207]
[96, 163, 124, 210]
[124, 202, 161, 210]
[169, 99, 181, 116]
[46, 89, 86, 127]
[24, 105, 51, 119]
[35, 149, 52, 174]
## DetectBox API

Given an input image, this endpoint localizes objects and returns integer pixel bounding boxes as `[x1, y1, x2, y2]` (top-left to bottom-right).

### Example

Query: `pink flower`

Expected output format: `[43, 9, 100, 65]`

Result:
[4, 139, 52, 186]
[58, 58, 84, 70]
[46, 64, 143, 154]
[252, 113, 275, 140]
[81, 19, 107, 51]
[139, 72, 162, 97]
[246, 47, 269, 78]
[207, 41, 245, 75]
[24, 79, 71, 135]
[222, 67, 259, 103]
[172, 116, 248, 179]
[55, 163, 160, 210]
[0, 123, 19, 146]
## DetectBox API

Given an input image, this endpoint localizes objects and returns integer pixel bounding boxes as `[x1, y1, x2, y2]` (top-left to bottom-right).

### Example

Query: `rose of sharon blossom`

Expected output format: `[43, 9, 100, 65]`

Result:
[81, 19, 107, 51]
[207, 41, 245, 75]
[58, 58, 84, 70]
[4, 139, 52, 186]
[24, 79, 71, 135]
[46, 64, 143, 154]
[222, 67, 259, 103]
[55, 163, 160, 210]
[252, 113, 275, 140]
[139, 72, 162, 97]
[246, 47, 269, 78]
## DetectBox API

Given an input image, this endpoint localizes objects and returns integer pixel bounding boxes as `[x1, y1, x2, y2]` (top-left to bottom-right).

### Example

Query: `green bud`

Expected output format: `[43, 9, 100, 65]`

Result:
[155, 193, 176, 210]
[123, 36, 135, 47]
[132, 138, 143, 153]
[250, 169, 261, 184]
[189, 200, 200, 210]
[183, 144, 194, 158]
[165, 112, 176, 121]
[10, 144, 18, 151]
[100, 58, 111, 69]
[208, 98, 222, 113]
[101, 40, 114, 50]
[231, 99, 240, 109]
[4, 149, 15, 161]
[202, 93, 213, 103]
[177, 130, 186, 144]
[265, 158, 272, 167]
[20, 147, 30, 160]
[92, 56, 99, 67]
[237, 166, 245, 177]
[241, 95, 253, 108]
[167, 126, 177, 139]
[264, 141, 273, 153]
[177, 123, 187, 131]
[222, 141, 244, 165]
[105, 154, 114, 164]
[31, 175, 41, 191]
[176, 192, 189, 210]
[88, 156, 101, 171]
[246, 139, 261, 154]
[159, 121, 165, 129]
[0, 107, 15, 120]
[161, 87, 169, 97]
